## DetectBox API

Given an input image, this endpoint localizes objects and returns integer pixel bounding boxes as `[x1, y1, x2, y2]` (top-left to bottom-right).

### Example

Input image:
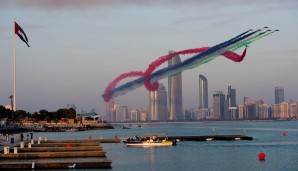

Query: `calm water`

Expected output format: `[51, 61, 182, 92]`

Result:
[33, 121, 298, 171]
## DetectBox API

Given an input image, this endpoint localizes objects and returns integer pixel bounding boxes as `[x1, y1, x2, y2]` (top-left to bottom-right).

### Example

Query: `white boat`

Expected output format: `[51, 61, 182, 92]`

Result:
[124, 139, 174, 147]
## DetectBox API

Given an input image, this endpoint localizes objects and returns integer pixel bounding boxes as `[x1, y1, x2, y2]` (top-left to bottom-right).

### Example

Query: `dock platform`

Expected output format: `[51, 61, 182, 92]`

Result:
[0, 138, 114, 169]
[0, 157, 111, 169]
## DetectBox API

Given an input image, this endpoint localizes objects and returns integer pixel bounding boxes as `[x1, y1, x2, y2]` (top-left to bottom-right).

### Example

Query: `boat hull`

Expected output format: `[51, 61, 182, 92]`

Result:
[124, 141, 173, 147]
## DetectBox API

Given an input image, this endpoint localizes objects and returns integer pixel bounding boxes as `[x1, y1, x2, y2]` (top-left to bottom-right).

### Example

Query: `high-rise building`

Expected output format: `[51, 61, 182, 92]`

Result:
[213, 91, 229, 120]
[120, 106, 129, 121]
[105, 99, 115, 121]
[289, 103, 297, 118]
[243, 96, 250, 105]
[130, 108, 140, 121]
[199, 74, 208, 109]
[258, 104, 269, 119]
[237, 104, 244, 119]
[110, 103, 126, 122]
[168, 51, 183, 120]
[229, 107, 238, 119]
[139, 108, 149, 121]
[279, 102, 289, 118]
[227, 85, 237, 119]
[255, 98, 265, 118]
[190, 108, 200, 120]
[270, 104, 279, 119]
[228, 85, 236, 107]
[149, 83, 168, 121]
[275, 86, 284, 104]
[244, 102, 257, 120]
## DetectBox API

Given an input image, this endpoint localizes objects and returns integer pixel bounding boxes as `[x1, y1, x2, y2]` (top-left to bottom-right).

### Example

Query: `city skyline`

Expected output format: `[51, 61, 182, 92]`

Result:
[1, 0, 298, 113]
[110, 81, 297, 121]
[106, 83, 297, 122]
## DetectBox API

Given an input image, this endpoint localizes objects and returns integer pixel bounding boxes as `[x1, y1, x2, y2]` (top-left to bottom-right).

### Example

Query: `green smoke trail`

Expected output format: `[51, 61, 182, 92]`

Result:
[184, 30, 275, 70]
[187, 33, 256, 69]
[231, 31, 274, 51]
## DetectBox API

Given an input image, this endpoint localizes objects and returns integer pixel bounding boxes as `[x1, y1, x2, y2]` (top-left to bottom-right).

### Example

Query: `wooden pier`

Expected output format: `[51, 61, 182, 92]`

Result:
[0, 138, 119, 169]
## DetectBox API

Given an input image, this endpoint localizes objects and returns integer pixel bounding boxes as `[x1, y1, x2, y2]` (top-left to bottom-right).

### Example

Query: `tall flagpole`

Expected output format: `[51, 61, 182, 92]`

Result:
[13, 19, 17, 112]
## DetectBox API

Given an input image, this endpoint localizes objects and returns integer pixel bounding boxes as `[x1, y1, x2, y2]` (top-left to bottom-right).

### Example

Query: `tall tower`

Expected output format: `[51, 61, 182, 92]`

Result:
[228, 85, 236, 107]
[275, 86, 284, 104]
[149, 83, 168, 121]
[199, 74, 208, 109]
[168, 50, 183, 120]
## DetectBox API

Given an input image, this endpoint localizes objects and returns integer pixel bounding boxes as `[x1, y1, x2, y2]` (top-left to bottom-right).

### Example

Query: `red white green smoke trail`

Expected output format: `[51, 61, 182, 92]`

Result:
[102, 28, 277, 102]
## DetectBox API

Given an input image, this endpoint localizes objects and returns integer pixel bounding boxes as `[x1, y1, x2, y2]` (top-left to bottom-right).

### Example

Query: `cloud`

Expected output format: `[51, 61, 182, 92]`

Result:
[22, 24, 43, 30]
[169, 0, 298, 32]
[1, 0, 296, 11]
[0, 0, 156, 10]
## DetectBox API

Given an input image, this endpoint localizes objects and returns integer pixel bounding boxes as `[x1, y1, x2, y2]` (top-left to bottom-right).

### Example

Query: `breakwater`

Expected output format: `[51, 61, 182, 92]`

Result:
[167, 135, 253, 141]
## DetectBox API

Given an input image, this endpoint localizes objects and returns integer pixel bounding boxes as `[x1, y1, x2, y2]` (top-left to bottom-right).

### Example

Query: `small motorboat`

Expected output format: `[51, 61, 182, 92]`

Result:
[122, 125, 132, 129]
[123, 136, 176, 147]
[124, 139, 174, 147]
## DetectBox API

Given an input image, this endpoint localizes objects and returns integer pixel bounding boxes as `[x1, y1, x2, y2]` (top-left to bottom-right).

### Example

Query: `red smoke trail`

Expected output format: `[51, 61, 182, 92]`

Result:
[103, 47, 247, 102]
[143, 47, 209, 91]
[143, 47, 247, 91]
[103, 71, 144, 102]
[223, 48, 247, 62]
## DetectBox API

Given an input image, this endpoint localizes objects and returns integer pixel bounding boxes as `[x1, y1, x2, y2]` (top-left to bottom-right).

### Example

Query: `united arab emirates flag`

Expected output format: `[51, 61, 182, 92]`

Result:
[15, 21, 30, 47]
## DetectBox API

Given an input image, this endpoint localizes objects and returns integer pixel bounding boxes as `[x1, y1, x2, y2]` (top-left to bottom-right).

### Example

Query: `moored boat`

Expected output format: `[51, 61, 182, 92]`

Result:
[124, 139, 174, 147]
[122, 125, 132, 129]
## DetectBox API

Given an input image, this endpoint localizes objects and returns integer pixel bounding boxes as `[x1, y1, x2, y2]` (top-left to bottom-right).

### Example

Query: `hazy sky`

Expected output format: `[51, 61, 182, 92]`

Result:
[1, 0, 298, 113]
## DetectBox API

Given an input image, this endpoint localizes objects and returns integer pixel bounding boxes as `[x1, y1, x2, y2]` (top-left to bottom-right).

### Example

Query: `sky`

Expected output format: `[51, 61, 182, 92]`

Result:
[0, 0, 298, 114]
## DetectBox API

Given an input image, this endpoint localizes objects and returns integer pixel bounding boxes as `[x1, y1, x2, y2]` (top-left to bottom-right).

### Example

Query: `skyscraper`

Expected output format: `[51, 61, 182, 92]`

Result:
[279, 102, 289, 118]
[243, 96, 250, 105]
[168, 51, 183, 120]
[149, 83, 168, 121]
[199, 74, 208, 109]
[275, 86, 284, 104]
[228, 85, 236, 107]
[105, 99, 115, 121]
[213, 91, 229, 120]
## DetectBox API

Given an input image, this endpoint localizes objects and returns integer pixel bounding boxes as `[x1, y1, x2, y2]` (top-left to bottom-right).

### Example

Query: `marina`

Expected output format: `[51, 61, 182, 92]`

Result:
[0, 138, 118, 169]
[0, 121, 297, 170]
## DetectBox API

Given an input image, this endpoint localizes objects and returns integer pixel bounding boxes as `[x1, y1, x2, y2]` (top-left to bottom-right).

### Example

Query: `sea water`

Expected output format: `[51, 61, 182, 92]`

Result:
[33, 121, 298, 171]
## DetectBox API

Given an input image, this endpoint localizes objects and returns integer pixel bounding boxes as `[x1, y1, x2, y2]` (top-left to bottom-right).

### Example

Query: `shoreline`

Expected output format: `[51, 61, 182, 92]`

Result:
[110, 119, 297, 125]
